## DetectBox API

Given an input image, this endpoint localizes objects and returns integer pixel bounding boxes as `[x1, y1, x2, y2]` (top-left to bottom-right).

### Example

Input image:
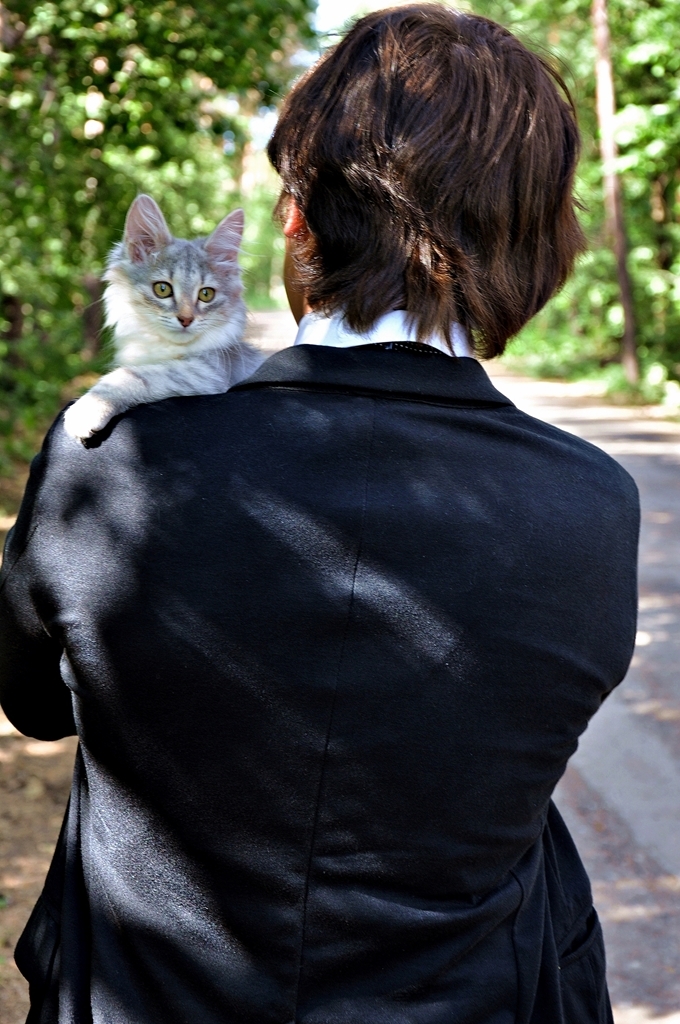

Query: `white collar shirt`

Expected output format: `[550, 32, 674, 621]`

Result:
[293, 310, 472, 358]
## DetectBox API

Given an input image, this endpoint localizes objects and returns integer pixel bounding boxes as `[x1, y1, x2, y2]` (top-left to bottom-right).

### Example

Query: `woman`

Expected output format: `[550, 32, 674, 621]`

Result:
[0, 6, 638, 1023]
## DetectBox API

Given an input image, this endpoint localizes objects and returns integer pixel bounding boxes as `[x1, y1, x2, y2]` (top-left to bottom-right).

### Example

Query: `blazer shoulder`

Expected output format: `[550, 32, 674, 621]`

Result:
[507, 404, 639, 500]
[12, 404, 151, 532]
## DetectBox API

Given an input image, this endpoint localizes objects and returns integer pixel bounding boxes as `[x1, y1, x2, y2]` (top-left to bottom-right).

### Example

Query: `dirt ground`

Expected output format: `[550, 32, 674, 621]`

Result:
[0, 711, 76, 1024]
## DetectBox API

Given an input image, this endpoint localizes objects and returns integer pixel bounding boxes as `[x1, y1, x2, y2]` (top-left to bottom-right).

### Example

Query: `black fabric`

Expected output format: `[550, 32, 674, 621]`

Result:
[232, 344, 513, 405]
[0, 343, 638, 1023]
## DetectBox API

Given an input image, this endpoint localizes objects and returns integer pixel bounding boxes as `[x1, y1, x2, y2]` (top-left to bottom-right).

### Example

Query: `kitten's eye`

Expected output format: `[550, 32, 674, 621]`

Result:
[198, 287, 215, 302]
[153, 281, 173, 298]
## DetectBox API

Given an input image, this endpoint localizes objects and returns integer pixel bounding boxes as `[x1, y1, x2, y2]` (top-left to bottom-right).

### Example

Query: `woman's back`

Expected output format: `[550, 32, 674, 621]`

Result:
[3, 344, 638, 1022]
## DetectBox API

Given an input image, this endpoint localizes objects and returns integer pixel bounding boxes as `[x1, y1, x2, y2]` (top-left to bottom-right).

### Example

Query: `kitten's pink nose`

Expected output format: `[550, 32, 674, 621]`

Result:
[177, 314, 194, 328]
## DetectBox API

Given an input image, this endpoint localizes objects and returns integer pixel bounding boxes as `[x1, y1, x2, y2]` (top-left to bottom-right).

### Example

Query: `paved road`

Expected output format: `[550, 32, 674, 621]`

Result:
[251, 312, 680, 1023]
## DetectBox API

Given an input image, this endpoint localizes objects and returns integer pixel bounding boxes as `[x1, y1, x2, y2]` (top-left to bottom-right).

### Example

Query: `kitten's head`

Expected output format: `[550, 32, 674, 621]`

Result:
[104, 195, 246, 362]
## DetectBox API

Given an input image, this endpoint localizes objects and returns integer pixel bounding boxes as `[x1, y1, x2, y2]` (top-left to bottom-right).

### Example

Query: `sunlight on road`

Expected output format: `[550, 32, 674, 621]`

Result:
[615, 1010, 680, 1024]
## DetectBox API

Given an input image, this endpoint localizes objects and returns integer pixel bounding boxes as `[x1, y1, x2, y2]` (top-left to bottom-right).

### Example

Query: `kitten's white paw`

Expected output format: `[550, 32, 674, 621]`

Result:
[63, 393, 116, 442]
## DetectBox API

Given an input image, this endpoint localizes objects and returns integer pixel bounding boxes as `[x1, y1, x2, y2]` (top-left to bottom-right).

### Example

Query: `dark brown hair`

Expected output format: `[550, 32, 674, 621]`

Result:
[268, 4, 586, 357]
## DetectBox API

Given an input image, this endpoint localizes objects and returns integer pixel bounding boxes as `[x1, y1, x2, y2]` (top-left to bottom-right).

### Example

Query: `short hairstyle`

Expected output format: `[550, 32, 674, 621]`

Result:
[268, 4, 586, 357]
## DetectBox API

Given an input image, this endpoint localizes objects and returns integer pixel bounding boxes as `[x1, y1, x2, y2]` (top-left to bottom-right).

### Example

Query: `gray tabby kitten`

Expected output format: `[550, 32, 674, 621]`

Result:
[64, 194, 263, 442]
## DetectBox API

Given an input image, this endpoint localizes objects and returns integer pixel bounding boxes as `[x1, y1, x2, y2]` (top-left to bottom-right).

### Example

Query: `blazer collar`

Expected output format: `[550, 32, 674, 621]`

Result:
[231, 343, 514, 408]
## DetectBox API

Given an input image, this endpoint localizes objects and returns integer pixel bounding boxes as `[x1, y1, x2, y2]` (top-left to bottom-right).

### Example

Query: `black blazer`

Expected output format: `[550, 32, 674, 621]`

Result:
[0, 344, 639, 1024]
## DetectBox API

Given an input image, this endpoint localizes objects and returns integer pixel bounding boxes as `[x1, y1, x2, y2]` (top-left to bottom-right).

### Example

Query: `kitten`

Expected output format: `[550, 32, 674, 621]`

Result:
[63, 194, 264, 442]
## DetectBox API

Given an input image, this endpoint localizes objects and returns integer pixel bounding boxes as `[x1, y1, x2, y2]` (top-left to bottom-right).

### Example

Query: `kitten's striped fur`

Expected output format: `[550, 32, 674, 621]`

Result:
[64, 195, 263, 442]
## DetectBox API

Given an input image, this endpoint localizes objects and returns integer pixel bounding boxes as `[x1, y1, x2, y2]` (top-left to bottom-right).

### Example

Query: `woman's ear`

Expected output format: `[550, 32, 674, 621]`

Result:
[282, 198, 312, 324]
[283, 199, 309, 239]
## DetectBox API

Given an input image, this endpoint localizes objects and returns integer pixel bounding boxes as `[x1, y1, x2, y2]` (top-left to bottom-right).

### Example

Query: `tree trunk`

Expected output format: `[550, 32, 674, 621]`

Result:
[592, 0, 638, 384]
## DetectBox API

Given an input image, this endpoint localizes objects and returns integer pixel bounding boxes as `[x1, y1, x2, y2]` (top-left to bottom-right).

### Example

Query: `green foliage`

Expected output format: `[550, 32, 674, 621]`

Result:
[240, 180, 287, 311]
[0, 0, 315, 469]
[474, 0, 680, 399]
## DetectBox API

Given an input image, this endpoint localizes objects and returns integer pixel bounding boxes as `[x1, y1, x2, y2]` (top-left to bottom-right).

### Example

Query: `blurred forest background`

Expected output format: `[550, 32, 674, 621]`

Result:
[1, 0, 680, 493]
[0, 0, 315, 481]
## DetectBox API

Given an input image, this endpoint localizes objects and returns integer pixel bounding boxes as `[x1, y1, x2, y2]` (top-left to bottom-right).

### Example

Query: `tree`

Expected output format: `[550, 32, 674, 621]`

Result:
[0, 0, 315, 464]
[592, 0, 637, 383]
[474, 0, 680, 393]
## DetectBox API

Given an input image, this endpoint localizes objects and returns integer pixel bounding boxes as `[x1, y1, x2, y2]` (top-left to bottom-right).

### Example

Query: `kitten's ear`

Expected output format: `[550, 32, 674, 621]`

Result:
[124, 195, 172, 263]
[205, 209, 244, 266]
